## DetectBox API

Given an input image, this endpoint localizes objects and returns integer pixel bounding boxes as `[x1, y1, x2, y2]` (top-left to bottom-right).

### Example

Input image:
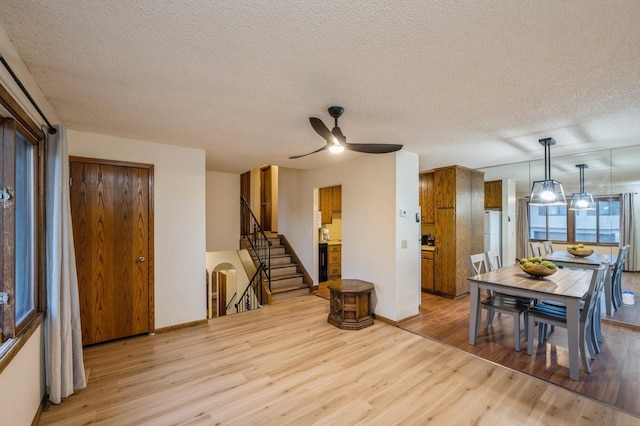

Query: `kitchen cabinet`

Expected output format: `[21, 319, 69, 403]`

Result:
[434, 165, 484, 297]
[332, 185, 342, 212]
[419, 172, 434, 224]
[421, 250, 434, 292]
[319, 185, 342, 224]
[484, 180, 502, 209]
[328, 244, 342, 279]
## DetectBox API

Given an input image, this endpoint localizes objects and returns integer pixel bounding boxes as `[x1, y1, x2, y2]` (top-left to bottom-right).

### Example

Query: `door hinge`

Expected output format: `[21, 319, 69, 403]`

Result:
[0, 189, 11, 203]
[0, 292, 8, 305]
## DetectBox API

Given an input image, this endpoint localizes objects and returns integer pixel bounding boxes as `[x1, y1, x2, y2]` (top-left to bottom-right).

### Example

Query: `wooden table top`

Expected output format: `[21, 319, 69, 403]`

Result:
[327, 279, 374, 292]
[469, 264, 593, 300]
[543, 250, 615, 267]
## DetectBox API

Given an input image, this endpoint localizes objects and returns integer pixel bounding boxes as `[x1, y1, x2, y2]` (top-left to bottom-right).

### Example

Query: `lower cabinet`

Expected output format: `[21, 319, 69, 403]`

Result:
[421, 250, 434, 293]
[328, 244, 342, 279]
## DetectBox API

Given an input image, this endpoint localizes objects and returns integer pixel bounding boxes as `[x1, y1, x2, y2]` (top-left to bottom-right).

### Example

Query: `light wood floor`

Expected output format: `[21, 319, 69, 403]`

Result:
[397, 272, 640, 417]
[39, 296, 638, 425]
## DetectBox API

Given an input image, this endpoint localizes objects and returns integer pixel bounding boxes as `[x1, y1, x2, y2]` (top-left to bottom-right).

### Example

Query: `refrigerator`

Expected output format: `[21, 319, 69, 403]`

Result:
[484, 210, 501, 252]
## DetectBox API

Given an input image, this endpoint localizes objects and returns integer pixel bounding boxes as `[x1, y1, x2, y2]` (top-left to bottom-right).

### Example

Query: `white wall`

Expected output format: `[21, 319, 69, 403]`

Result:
[206, 171, 240, 251]
[279, 151, 420, 321]
[0, 326, 44, 426]
[67, 130, 207, 328]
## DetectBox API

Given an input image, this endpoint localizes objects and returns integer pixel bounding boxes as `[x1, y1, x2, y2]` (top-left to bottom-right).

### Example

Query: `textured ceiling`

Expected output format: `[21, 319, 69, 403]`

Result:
[1, 1, 639, 173]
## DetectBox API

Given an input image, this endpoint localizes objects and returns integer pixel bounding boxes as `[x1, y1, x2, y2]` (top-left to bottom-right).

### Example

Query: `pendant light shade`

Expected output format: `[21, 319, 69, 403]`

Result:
[568, 164, 596, 210]
[529, 138, 567, 206]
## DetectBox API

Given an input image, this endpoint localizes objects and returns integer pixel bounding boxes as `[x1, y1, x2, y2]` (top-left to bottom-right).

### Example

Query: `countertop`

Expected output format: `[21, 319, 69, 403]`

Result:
[322, 240, 342, 246]
[421, 245, 435, 252]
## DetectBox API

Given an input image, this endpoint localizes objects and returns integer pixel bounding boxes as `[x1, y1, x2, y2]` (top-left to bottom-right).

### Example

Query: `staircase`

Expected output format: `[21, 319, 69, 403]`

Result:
[265, 234, 313, 302]
[240, 196, 312, 304]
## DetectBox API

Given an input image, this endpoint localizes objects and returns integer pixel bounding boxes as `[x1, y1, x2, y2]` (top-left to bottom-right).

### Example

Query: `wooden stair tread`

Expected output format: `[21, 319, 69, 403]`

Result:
[270, 284, 310, 295]
[270, 272, 304, 281]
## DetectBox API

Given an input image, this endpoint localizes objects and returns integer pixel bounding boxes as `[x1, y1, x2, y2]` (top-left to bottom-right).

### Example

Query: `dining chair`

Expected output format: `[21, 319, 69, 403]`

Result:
[612, 245, 630, 311]
[529, 242, 543, 258]
[542, 241, 554, 255]
[484, 249, 502, 271]
[526, 264, 607, 374]
[470, 253, 530, 351]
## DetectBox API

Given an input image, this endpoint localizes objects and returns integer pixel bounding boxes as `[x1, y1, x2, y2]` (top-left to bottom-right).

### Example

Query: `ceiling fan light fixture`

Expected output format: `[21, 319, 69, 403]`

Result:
[568, 164, 596, 210]
[529, 137, 567, 206]
[329, 142, 344, 153]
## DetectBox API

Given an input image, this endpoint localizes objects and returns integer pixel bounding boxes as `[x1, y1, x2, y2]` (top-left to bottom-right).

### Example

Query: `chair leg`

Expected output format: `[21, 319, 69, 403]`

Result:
[484, 308, 492, 329]
[580, 323, 592, 374]
[513, 313, 521, 352]
[527, 315, 536, 355]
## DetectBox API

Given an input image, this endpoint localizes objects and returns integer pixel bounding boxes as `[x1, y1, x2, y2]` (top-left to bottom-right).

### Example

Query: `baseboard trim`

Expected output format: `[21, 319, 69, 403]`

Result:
[374, 312, 420, 327]
[31, 394, 48, 426]
[155, 319, 208, 334]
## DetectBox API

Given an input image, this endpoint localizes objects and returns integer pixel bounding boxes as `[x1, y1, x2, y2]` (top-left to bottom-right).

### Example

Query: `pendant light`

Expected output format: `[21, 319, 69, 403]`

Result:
[529, 137, 567, 206]
[568, 164, 595, 210]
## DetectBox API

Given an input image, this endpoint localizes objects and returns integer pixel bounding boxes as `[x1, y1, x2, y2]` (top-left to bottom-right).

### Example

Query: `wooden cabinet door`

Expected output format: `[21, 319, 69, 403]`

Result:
[434, 208, 456, 296]
[484, 180, 502, 209]
[70, 159, 152, 346]
[320, 187, 333, 224]
[435, 167, 456, 208]
[332, 185, 342, 212]
[419, 173, 435, 224]
[421, 251, 434, 292]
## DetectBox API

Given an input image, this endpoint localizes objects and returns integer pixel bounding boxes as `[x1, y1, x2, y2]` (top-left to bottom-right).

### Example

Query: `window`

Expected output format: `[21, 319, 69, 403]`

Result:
[529, 204, 567, 241]
[0, 114, 44, 343]
[529, 196, 621, 245]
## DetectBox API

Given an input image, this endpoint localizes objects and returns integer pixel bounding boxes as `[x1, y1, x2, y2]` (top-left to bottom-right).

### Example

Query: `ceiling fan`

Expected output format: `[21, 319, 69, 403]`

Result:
[289, 106, 403, 159]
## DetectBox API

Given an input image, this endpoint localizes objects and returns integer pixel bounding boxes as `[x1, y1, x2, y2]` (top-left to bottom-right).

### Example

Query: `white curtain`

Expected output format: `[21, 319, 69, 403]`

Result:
[45, 125, 86, 404]
[516, 198, 529, 260]
[621, 192, 639, 271]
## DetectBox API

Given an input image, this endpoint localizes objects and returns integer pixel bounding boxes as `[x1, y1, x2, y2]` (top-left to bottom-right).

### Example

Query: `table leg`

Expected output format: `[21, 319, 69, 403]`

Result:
[566, 300, 580, 381]
[469, 281, 480, 345]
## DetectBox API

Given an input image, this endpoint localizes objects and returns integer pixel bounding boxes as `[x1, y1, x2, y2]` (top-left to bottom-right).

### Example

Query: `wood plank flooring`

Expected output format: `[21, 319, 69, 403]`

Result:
[398, 284, 640, 417]
[38, 295, 638, 425]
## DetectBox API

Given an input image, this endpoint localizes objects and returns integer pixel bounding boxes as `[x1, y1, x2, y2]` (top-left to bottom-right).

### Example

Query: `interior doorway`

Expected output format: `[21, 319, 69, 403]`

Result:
[69, 157, 154, 346]
[209, 263, 237, 318]
[260, 166, 272, 231]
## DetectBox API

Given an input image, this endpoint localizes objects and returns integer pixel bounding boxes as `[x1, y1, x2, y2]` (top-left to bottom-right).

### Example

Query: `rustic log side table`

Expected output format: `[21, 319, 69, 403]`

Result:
[327, 279, 374, 330]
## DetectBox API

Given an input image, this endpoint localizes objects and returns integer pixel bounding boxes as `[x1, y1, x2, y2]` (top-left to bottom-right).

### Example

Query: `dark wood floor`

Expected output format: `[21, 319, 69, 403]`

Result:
[316, 274, 640, 417]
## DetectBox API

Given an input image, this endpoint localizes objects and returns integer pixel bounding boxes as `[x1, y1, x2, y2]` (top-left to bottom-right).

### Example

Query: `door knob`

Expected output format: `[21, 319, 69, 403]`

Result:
[137, 256, 146, 263]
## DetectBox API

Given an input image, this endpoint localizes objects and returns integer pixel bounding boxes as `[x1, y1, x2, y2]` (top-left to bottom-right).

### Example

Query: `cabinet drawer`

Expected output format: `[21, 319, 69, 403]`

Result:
[421, 250, 434, 260]
[328, 245, 341, 253]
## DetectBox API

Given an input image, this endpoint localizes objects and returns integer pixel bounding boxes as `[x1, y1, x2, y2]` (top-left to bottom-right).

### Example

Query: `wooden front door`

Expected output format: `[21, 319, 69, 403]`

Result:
[70, 157, 154, 345]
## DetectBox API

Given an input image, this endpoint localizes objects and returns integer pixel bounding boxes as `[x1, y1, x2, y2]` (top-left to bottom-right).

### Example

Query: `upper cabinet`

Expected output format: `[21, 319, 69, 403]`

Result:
[434, 167, 458, 208]
[484, 180, 502, 209]
[319, 185, 342, 224]
[419, 172, 435, 224]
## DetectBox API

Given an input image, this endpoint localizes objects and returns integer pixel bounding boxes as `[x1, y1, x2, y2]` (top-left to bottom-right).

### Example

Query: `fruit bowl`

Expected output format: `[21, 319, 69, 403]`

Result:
[567, 247, 593, 257]
[520, 263, 557, 278]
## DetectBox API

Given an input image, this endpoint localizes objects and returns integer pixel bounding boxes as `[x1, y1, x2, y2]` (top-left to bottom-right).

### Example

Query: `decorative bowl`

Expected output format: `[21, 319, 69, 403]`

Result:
[520, 263, 557, 278]
[567, 247, 594, 257]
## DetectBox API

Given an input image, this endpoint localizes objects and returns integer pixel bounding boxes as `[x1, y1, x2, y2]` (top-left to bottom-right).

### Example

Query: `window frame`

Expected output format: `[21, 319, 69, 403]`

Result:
[529, 195, 622, 246]
[0, 81, 46, 370]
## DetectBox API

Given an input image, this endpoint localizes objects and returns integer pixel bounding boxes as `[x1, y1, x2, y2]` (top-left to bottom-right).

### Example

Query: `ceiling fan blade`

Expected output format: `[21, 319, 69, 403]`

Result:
[309, 117, 333, 141]
[288, 144, 329, 159]
[344, 143, 403, 154]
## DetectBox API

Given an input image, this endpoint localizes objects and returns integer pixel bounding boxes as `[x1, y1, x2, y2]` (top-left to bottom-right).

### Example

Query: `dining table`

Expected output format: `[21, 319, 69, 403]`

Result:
[468, 264, 595, 381]
[542, 251, 616, 315]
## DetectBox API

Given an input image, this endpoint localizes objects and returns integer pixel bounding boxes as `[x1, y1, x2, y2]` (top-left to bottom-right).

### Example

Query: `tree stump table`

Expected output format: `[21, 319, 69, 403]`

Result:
[327, 279, 374, 330]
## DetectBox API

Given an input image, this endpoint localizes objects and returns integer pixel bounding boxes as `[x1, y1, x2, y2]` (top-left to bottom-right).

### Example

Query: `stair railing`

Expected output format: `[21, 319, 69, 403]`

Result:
[240, 196, 271, 289]
[225, 292, 237, 313]
[236, 263, 264, 313]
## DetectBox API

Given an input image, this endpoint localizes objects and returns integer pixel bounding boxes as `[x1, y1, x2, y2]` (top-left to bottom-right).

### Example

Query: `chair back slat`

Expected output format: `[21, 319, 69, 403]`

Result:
[485, 249, 502, 271]
[469, 253, 487, 276]
[529, 242, 543, 258]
